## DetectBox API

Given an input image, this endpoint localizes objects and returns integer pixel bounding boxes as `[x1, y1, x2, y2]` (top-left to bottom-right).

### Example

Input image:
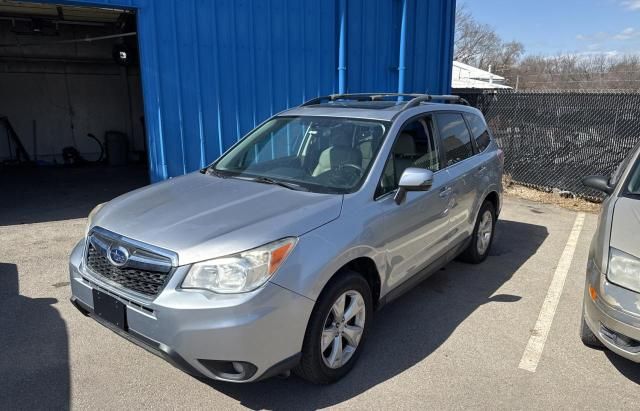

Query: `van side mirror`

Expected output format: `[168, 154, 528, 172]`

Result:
[394, 168, 434, 204]
[582, 175, 614, 195]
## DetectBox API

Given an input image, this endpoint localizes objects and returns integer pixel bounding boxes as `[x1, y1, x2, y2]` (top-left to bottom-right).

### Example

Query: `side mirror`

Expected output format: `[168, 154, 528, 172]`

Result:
[394, 168, 434, 204]
[582, 175, 614, 195]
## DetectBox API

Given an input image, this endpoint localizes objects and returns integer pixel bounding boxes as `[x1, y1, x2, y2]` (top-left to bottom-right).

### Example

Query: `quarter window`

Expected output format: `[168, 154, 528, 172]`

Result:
[464, 113, 491, 152]
[435, 113, 474, 167]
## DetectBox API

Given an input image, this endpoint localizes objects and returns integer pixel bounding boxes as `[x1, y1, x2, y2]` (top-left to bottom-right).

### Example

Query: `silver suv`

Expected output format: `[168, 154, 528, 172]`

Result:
[69, 93, 503, 384]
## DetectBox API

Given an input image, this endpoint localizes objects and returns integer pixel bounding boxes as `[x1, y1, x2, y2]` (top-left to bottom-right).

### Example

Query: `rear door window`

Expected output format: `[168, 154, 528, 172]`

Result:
[435, 113, 474, 167]
[464, 113, 491, 153]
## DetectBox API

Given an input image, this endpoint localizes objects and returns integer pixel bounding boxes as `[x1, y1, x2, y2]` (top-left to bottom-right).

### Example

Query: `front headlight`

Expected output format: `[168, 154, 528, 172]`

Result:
[608, 247, 640, 293]
[85, 202, 105, 235]
[182, 237, 297, 294]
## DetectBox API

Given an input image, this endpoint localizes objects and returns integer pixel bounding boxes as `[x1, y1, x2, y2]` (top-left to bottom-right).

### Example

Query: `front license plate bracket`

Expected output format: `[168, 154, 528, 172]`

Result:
[92, 289, 127, 331]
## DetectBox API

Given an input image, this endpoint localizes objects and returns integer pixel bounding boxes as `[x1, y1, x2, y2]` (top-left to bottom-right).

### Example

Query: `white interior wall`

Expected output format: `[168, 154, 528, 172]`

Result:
[0, 19, 144, 163]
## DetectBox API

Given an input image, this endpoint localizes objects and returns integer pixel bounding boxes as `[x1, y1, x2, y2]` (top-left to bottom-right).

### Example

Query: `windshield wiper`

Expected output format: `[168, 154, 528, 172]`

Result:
[201, 167, 230, 178]
[204, 168, 309, 191]
[244, 176, 309, 191]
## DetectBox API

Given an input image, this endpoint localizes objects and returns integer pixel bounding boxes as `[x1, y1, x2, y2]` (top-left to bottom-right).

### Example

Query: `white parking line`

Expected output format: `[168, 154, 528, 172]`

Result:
[518, 212, 586, 373]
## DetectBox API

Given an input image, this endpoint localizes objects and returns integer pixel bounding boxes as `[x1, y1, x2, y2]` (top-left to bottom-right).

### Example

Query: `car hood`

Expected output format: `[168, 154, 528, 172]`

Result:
[90, 172, 343, 265]
[610, 197, 640, 258]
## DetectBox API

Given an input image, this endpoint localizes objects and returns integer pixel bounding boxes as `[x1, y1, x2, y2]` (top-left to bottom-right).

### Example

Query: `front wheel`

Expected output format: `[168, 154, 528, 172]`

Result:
[294, 271, 372, 384]
[580, 309, 603, 348]
[459, 201, 496, 264]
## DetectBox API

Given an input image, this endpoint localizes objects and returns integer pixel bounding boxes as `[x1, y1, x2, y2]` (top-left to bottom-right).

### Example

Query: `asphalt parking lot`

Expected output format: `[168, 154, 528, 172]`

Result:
[1, 195, 639, 410]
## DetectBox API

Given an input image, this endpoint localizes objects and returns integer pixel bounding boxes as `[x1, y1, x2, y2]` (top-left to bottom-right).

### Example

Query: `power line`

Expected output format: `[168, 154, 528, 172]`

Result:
[512, 70, 640, 78]
[524, 79, 640, 84]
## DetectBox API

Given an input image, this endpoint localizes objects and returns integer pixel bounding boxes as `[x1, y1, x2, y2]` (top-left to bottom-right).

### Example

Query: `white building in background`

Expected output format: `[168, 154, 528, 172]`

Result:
[452, 60, 512, 89]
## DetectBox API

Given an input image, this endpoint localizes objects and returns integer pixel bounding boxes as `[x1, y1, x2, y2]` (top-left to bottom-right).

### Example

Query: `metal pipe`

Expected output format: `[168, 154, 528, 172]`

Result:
[397, 0, 408, 95]
[0, 15, 111, 27]
[338, 0, 347, 94]
[0, 32, 137, 48]
[0, 56, 116, 64]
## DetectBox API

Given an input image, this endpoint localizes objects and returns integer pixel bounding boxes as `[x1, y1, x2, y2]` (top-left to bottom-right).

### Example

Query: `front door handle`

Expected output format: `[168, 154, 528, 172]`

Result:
[439, 186, 452, 198]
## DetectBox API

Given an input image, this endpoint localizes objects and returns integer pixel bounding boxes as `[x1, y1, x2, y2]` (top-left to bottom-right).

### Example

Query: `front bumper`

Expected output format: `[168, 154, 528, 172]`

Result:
[69, 240, 314, 382]
[583, 267, 640, 363]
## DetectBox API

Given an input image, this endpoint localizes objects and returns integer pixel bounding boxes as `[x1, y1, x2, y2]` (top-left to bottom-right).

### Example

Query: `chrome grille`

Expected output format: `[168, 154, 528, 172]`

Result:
[85, 228, 175, 297]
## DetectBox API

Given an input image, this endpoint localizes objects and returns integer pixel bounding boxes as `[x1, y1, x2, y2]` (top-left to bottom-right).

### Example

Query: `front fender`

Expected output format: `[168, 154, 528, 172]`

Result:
[269, 219, 386, 302]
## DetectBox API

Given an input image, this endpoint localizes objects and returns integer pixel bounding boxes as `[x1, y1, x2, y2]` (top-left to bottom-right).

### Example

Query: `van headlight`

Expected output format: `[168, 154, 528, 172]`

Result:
[608, 247, 640, 293]
[182, 238, 297, 294]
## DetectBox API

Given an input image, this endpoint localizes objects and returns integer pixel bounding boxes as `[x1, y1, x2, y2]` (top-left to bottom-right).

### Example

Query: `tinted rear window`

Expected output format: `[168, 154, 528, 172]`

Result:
[464, 113, 491, 152]
[435, 113, 474, 166]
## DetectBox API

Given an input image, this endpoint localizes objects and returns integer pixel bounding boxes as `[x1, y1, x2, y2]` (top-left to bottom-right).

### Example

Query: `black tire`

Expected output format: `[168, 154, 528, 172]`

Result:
[459, 201, 496, 264]
[580, 310, 603, 348]
[294, 270, 373, 384]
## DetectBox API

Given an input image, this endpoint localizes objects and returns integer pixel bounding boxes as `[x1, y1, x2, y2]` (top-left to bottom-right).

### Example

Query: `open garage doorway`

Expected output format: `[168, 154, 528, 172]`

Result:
[0, 1, 148, 225]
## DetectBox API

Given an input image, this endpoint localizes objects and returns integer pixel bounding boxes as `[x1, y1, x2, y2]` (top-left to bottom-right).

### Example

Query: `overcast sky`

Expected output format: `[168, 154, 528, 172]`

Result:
[460, 0, 640, 56]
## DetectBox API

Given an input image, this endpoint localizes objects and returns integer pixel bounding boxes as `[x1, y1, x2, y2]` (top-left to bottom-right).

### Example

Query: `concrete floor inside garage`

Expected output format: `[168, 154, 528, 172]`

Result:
[0, 165, 148, 226]
[1, 195, 639, 410]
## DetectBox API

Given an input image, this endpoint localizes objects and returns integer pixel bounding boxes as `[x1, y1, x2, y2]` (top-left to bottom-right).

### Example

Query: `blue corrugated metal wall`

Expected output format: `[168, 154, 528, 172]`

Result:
[42, 0, 455, 182]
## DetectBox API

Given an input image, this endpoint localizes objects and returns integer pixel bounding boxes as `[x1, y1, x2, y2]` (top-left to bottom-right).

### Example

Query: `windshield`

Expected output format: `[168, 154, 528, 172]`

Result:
[625, 155, 640, 196]
[213, 116, 389, 194]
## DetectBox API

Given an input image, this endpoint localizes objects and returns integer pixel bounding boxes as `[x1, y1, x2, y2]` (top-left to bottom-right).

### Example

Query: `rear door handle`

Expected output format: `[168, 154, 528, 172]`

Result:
[439, 186, 452, 198]
[475, 166, 487, 176]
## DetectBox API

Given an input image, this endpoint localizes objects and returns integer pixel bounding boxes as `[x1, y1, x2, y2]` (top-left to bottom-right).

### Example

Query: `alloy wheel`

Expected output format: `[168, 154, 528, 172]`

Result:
[320, 290, 366, 369]
[476, 209, 494, 255]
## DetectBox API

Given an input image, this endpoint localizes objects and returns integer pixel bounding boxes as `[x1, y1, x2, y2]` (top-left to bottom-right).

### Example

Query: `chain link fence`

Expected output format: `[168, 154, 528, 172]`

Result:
[457, 90, 640, 201]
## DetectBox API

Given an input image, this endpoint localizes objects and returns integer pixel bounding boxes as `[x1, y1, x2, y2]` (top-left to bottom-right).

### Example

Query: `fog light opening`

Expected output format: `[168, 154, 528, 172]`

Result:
[232, 361, 245, 373]
[198, 359, 257, 381]
[600, 324, 640, 352]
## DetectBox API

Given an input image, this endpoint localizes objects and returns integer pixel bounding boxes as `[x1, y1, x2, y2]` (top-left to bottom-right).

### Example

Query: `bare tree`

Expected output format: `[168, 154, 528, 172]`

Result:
[456, 4, 640, 90]
[495, 41, 525, 68]
[514, 54, 640, 90]
[454, 5, 499, 67]
[454, 4, 524, 72]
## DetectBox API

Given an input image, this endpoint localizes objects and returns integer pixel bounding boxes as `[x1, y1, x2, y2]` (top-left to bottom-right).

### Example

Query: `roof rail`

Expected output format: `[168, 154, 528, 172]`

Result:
[402, 94, 470, 110]
[300, 93, 424, 106]
[301, 93, 470, 109]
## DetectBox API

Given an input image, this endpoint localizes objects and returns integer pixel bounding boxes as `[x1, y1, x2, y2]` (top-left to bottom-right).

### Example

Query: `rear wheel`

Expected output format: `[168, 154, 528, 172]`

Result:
[294, 271, 372, 384]
[459, 201, 496, 263]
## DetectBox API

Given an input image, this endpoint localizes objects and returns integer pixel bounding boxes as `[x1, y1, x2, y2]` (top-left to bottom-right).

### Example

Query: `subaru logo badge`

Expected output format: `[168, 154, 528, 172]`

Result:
[108, 245, 129, 267]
